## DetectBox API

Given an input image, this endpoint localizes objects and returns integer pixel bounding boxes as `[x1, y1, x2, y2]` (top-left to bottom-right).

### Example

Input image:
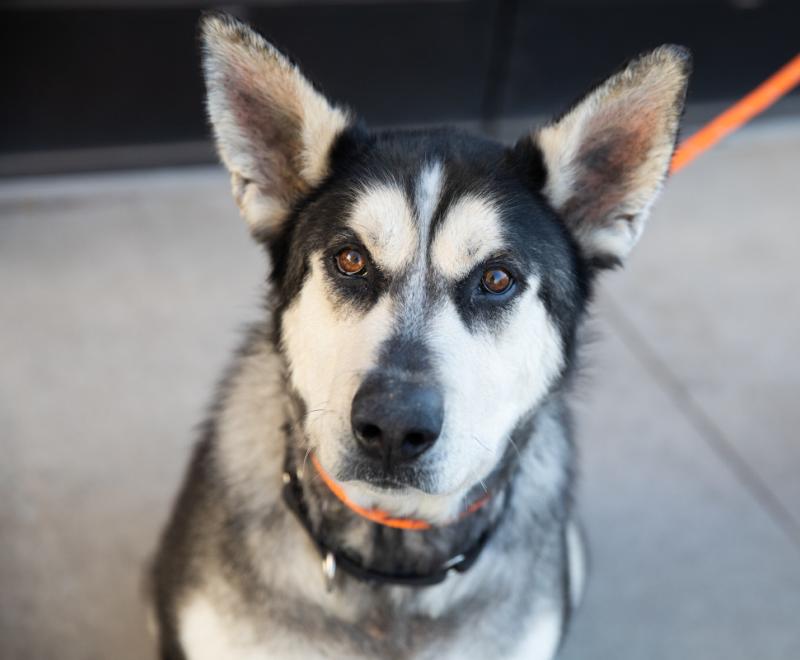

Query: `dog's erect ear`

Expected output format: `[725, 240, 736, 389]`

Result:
[201, 14, 350, 238]
[527, 45, 691, 266]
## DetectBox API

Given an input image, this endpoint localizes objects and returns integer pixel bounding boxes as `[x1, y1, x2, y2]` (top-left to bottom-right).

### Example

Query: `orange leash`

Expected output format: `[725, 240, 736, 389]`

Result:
[671, 52, 800, 175]
[310, 453, 490, 530]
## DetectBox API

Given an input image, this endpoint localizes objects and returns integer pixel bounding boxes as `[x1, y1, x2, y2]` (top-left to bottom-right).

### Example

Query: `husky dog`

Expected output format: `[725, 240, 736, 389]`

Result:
[151, 13, 690, 660]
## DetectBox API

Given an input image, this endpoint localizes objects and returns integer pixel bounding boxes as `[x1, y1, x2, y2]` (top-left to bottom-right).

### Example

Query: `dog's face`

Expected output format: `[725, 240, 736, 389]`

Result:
[202, 15, 690, 521]
[278, 135, 582, 513]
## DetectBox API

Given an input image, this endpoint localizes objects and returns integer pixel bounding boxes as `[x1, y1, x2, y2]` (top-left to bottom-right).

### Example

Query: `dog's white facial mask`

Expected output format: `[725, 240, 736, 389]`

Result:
[202, 15, 690, 521]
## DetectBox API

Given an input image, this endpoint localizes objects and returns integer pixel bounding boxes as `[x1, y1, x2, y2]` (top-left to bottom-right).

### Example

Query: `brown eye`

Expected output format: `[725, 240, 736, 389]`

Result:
[481, 268, 513, 294]
[336, 248, 367, 276]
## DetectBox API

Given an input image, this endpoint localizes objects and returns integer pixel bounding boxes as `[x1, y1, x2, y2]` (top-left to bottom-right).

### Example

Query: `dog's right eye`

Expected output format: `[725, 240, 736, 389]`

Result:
[335, 248, 368, 276]
[481, 268, 513, 294]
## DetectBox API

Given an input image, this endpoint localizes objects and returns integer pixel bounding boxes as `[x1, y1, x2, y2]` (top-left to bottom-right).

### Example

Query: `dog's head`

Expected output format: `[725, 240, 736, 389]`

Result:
[202, 15, 690, 522]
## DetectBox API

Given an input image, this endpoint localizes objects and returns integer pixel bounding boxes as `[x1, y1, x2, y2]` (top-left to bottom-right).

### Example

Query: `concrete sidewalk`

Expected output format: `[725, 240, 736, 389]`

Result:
[1, 120, 799, 659]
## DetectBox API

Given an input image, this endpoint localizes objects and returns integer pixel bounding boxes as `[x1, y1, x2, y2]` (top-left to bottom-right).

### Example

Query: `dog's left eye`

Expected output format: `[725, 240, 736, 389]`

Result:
[481, 268, 513, 294]
[335, 248, 368, 276]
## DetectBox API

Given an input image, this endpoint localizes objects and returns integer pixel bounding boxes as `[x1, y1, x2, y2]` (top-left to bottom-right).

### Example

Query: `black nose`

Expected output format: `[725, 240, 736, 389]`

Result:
[351, 373, 444, 469]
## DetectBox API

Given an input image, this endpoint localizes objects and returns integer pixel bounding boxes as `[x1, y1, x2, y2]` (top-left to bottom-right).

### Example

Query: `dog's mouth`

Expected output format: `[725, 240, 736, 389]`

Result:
[337, 457, 437, 494]
[310, 451, 493, 529]
[355, 475, 406, 491]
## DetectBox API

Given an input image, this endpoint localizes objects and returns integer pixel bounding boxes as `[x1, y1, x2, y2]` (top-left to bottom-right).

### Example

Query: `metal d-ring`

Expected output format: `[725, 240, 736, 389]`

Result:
[322, 552, 337, 592]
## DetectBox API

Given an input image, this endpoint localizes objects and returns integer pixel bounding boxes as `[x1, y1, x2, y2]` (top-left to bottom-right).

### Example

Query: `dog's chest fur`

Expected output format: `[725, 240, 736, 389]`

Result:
[153, 330, 575, 660]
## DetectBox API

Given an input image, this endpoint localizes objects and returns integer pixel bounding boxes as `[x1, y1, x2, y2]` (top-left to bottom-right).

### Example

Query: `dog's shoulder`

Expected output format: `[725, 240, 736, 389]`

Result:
[150, 326, 292, 655]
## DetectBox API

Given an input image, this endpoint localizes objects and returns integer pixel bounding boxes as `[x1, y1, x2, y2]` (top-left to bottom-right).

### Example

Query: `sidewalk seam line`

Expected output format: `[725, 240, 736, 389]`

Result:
[602, 296, 800, 554]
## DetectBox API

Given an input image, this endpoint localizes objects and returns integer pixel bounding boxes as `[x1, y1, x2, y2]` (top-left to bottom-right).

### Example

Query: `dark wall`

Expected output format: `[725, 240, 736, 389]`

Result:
[2, 0, 798, 176]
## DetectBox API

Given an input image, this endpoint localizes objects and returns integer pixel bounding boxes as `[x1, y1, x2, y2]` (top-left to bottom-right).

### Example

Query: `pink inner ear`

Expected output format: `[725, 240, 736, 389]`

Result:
[565, 97, 663, 227]
[220, 63, 306, 203]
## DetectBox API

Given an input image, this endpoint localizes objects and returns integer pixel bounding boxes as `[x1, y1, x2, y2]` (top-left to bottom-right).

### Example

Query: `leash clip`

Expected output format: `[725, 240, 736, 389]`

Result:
[322, 552, 337, 592]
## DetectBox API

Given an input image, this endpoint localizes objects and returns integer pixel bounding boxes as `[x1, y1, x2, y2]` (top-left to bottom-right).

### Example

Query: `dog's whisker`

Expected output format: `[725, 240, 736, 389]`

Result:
[299, 446, 313, 479]
[304, 399, 334, 414]
[306, 409, 336, 419]
[472, 435, 492, 453]
[305, 408, 330, 416]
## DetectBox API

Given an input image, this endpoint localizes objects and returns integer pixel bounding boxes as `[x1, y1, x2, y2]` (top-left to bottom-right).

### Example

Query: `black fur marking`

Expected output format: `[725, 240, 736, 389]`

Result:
[268, 124, 372, 328]
[376, 334, 435, 376]
[265, 125, 595, 363]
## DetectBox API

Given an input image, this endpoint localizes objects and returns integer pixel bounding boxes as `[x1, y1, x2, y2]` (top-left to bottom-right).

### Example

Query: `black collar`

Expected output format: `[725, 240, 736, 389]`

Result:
[281, 466, 496, 589]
